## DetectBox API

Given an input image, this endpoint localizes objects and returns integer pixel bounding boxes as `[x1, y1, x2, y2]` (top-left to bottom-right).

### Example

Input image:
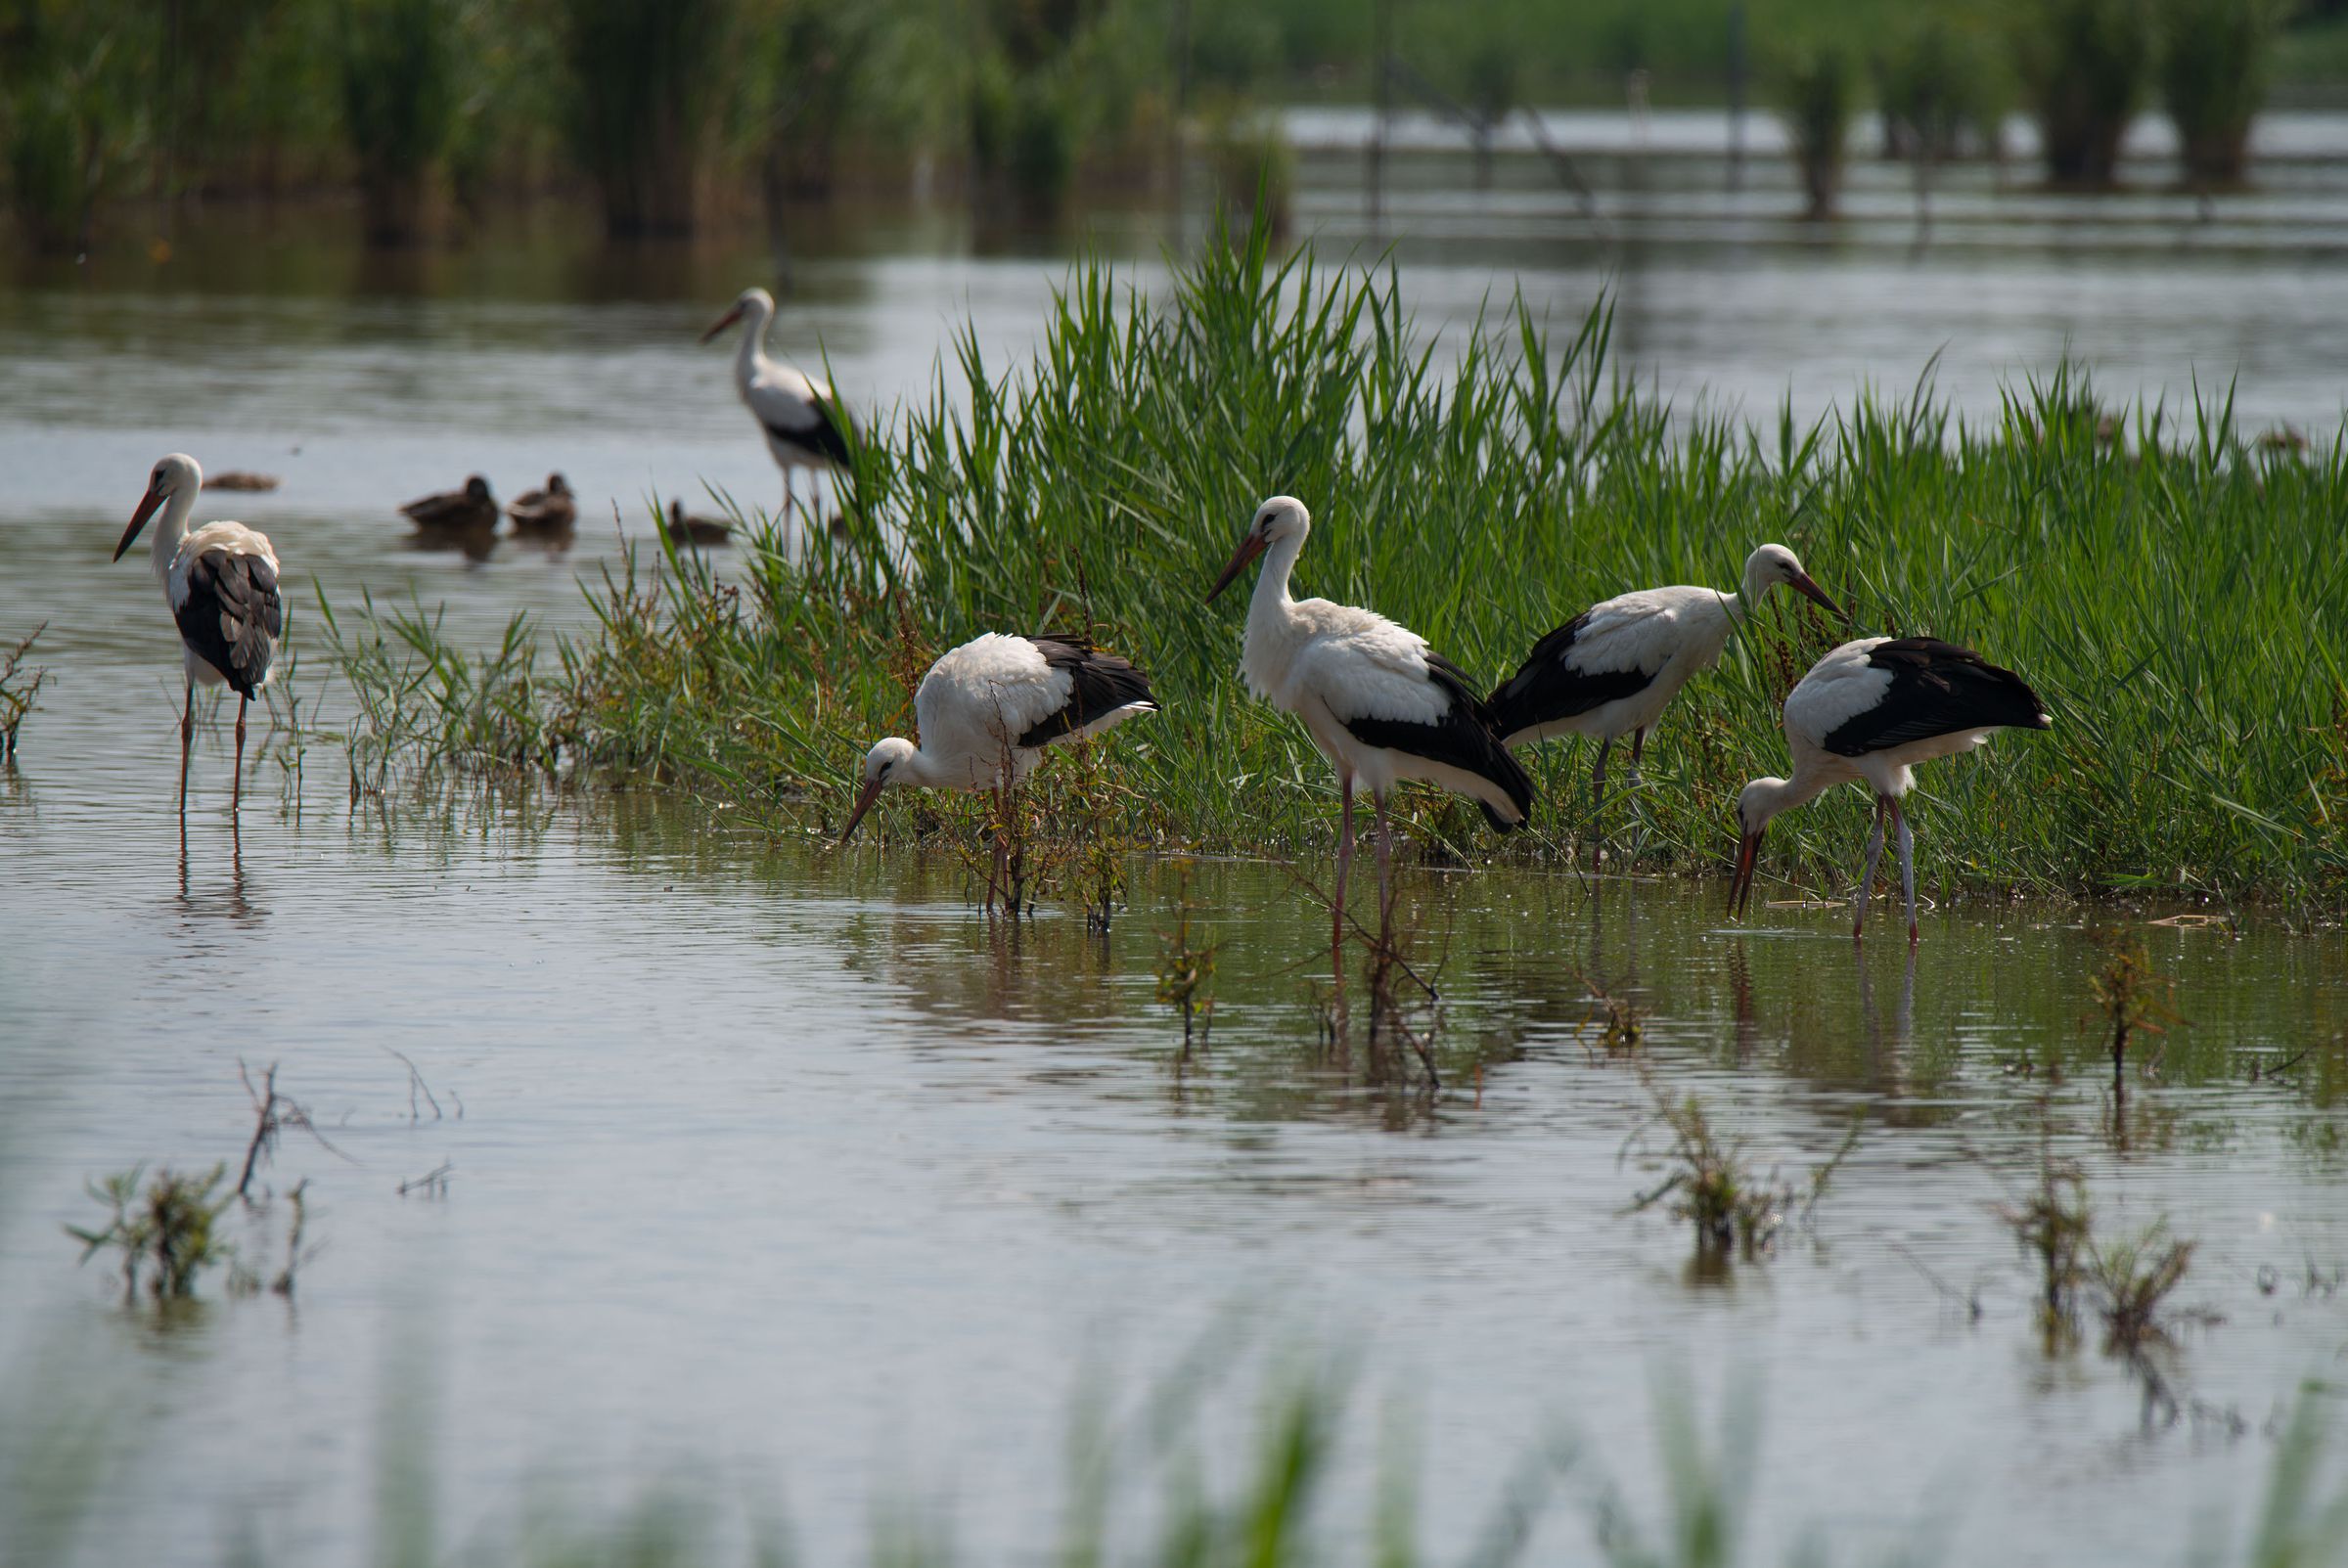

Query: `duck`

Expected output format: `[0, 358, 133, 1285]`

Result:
[506, 473, 577, 537]
[401, 475, 499, 536]
[661, 498, 733, 548]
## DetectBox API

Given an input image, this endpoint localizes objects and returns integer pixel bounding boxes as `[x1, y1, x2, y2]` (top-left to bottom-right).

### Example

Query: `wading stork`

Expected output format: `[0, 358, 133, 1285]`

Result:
[1488, 544, 1842, 871]
[1206, 496, 1533, 950]
[1727, 636, 2052, 943]
[699, 286, 851, 525]
[839, 633, 1158, 898]
[114, 454, 284, 818]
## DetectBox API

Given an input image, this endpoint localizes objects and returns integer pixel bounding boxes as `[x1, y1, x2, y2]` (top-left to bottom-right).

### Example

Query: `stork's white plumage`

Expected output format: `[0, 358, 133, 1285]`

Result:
[1488, 544, 1842, 870]
[113, 453, 284, 819]
[1206, 496, 1533, 950]
[700, 286, 850, 523]
[1728, 636, 2053, 942]
[838, 633, 1158, 886]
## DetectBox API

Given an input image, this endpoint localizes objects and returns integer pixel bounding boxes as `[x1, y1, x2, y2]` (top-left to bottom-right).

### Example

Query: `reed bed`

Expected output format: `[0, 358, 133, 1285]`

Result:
[328, 224, 2348, 906]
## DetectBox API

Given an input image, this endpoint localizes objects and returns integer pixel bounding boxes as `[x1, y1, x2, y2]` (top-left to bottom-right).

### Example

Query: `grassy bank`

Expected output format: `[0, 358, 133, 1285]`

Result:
[328, 225, 2348, 907]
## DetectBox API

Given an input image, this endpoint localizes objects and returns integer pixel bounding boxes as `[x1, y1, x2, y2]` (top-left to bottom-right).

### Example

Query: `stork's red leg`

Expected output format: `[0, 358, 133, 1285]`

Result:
[1373, 789, 1393, 942]
[1889, 795, 1919, 944]
[232, 694, 248, 818]
[1333, 776, 1355, 956]
[1589, 737, 1613, 875]
[1855, 795, 1887, 940]
[178, 678, 194, 819]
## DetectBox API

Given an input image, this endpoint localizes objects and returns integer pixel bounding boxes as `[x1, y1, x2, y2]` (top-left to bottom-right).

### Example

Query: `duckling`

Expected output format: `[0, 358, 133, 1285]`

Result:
[661, 498, 732, 548]
[506, 472, 577, 537]
[401, 474, 499, 536]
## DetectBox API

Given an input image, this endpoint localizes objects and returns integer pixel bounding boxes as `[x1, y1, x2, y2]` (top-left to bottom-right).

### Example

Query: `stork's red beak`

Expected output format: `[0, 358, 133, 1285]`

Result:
[1205, 530, 1267, 604]
[837, 774, 887, 843]
[698, 302, 745, 345]
[1727, 829, 1765, 918]
[114, 487, 163, 561]
[1791, 571, 1845, 621]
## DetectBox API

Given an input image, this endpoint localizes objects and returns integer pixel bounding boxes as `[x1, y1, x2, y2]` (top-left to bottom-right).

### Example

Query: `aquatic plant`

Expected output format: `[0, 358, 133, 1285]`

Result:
[2085, 1219, 2207, 1356]
[68, 1163, 234, 1302]
[2, 7, 153, 253]
[336, 0, 459, 245]
[557, 0, 736, 237]
[1153, 862, 1218, 1047]
[1623, 1080, 1859, 1259]
[1996, 1130, 2092, 1341]
[1876, 2, 2010, 164]
[1573, 968, 1647, 1058]
[1197, 92, 1294, 238]
[2012, 0, 2151, 186]
[1770, 37, 1858, 219]
[2090, 934, 2180, 1101]
[2156, 0, 2280, 187]
[318, 220, 2348, 908]
[0, 623, 52, 758]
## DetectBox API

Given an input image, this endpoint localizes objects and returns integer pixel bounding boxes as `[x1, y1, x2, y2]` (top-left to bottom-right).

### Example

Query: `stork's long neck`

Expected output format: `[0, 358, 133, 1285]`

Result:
[150, 485, 197, 588]
[1241, 527, 1308, 693]
[735, 299, 775, 387]
[1748, 769, 1834, 831]
[1248, 528, 1305, 626]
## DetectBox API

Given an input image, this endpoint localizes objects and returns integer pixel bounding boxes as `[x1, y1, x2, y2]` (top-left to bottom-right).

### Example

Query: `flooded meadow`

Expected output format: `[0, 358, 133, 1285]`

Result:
[4, 120, 2348, 1564]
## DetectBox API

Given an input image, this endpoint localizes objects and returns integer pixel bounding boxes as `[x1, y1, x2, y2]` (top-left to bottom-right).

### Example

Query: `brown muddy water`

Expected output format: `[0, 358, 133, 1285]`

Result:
[3, 121, 2347, 1564]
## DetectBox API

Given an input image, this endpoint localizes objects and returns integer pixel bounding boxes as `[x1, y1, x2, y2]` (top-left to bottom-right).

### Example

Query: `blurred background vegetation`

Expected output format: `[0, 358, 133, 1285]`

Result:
[1, 0, 2345, 249]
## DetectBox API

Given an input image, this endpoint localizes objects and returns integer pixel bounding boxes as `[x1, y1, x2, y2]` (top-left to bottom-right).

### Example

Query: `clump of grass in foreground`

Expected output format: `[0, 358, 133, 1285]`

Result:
[10, 1345, 2347, 1567]
[325, 213, 2348, 905]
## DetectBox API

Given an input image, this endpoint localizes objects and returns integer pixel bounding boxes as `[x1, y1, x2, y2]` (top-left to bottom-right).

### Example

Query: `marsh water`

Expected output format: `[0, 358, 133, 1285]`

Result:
[4, 117, 2348, 1563]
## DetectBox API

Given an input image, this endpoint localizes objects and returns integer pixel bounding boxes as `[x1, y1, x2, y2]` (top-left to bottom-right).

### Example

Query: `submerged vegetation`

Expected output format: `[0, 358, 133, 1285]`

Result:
[325, 228, 2348, 907]
[0, 621, 49, 757]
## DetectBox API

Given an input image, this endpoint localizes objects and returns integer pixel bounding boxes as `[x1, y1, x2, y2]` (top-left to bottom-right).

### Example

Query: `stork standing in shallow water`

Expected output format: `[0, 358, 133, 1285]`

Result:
[839, 633, 1158, 905]
[114, 454, 284, 819]
[1488, 543, 1843, 872]
[699, 287, 850, 528]
[1727, 636, 2052, 943]
[1206, 496, 1533, 951]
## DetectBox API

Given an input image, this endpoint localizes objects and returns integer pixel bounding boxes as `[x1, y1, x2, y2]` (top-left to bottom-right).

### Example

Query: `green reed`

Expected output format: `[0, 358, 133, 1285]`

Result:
[328, 219, 2348, 905]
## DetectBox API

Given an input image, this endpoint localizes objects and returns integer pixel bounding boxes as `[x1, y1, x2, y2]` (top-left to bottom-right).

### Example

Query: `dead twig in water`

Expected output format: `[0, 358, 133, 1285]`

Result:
[237, 1060, 353, 1202]
[396, 1161, 454, 1197]
[381, 1046, 445, 1121]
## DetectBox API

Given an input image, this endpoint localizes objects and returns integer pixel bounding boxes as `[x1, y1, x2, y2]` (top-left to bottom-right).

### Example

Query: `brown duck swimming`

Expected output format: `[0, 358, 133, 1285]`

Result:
[507, 473, 576, 537]
[661, 498, 732, 548]
[204, 470, 282, 492]
[401, 475, 499, 536]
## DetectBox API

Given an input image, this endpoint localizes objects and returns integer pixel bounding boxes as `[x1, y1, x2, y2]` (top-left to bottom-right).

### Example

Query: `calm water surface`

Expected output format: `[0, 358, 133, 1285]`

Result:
[3, 123, 2347, 1563]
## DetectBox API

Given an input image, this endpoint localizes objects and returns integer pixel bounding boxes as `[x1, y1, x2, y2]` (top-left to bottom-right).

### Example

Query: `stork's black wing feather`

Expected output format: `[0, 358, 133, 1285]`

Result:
[174, 551, 282, 697]
[1486, 610, 1656, 741]
[1016, 636, 1157, 748]
[763, 398, 853, 466]
[1822, 638, 2050, 757]
[1345, 651, 1536, 833]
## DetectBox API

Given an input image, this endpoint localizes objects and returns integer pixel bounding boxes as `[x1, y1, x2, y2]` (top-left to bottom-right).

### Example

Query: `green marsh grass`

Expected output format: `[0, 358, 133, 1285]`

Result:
[324, 222, 2348, 906]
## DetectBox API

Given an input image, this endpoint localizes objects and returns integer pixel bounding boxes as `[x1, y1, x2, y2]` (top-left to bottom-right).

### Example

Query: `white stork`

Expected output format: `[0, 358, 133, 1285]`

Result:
[699, 286, 851, 526]
[1206, 496, 1533, 950]
[113, 453, 284, 819]
[838, 633, 1158, 894]
[1488, 544, 1842, 871]
[1728, 636, 2052, 943]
